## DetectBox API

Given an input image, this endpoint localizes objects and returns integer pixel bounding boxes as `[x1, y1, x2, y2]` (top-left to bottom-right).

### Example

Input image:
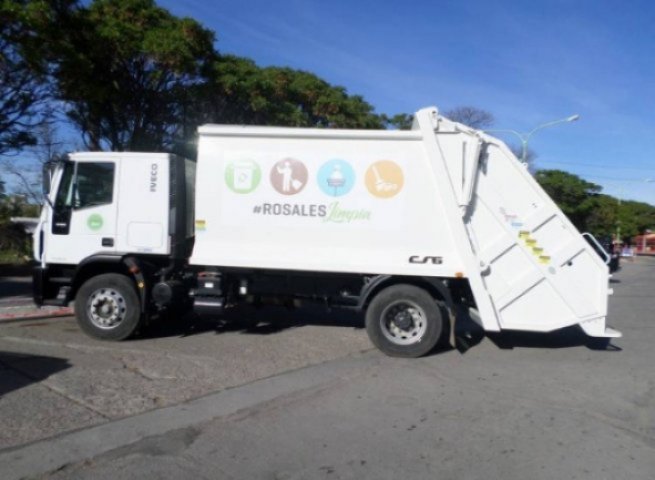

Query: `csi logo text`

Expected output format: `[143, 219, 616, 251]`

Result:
[409, 256, 443, 265]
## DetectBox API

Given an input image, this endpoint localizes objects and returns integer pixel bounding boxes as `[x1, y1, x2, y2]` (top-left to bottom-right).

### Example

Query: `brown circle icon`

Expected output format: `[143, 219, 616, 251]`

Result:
[365, 160, 404, 199]
[270, 158, 308, 195]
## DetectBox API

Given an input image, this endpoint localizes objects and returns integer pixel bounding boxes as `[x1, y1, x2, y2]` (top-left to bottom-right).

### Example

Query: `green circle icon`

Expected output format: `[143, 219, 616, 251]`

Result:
[225, 160, 261, 194]
[87, 214, 103, 231]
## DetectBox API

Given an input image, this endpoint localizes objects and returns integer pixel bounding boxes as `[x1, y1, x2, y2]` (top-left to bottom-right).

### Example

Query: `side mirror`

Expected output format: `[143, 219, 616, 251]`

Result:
[42, 161, 58, 207]
[42, 161, 55, 195]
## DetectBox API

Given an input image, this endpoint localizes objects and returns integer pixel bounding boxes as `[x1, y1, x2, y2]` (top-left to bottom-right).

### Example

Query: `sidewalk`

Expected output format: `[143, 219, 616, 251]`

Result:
[0, 271, 72, 321]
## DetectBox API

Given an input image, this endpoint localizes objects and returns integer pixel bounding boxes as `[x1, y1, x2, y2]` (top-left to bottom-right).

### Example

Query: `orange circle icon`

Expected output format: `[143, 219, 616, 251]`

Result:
[365, 160, 404, 199]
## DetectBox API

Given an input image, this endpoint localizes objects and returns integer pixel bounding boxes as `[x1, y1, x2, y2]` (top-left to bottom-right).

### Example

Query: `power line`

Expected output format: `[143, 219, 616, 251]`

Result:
[583, 174, 654, 182]
[536, 160, 655, 171]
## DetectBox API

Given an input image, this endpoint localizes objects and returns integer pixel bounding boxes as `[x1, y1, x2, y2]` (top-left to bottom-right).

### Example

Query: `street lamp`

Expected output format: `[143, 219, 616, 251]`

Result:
[485, 114, 580, 163]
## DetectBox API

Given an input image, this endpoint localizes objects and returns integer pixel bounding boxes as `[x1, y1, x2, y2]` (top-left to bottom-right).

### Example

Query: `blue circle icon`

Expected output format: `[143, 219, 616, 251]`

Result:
[317, 159, 356, 197]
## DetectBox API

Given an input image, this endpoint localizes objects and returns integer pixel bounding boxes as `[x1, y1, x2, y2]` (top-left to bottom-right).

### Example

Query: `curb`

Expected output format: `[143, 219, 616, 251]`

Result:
[0, 307, 73, 322]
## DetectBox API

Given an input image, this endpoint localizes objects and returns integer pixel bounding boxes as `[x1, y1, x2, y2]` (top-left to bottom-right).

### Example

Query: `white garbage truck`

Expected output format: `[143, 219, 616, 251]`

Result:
[33, 107, 620, 357]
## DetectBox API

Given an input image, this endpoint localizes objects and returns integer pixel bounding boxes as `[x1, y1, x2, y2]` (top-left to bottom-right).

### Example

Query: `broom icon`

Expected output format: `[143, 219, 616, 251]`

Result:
[372, 165, 398, 192]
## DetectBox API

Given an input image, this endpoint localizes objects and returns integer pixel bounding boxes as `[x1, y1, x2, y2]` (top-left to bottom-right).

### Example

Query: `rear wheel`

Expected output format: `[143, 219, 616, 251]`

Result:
[75, 273, 142, 341]
[365, 284, 444, 358]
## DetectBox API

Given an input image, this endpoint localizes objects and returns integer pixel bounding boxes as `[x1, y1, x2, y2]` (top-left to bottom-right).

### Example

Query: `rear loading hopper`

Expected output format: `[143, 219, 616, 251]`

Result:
[416, 108, 620, 339]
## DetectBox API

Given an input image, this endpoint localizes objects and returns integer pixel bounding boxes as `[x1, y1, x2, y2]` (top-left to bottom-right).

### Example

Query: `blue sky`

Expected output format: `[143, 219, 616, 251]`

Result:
[159, 0, 655, 205]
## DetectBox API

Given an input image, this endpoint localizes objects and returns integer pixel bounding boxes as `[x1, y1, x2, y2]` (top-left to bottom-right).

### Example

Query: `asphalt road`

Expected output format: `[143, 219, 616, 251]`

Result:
[0, 257, 653, 479]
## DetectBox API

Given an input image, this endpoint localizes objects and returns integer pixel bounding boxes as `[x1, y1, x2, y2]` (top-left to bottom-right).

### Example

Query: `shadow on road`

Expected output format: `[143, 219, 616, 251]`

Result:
[138, 304, 365, 341]
[134, 303, 620, 354]
[487, 326, 622, 352]
[0, 351, 71, 397]
[0, 276, 32, 299]
[137, 304, 488, 358]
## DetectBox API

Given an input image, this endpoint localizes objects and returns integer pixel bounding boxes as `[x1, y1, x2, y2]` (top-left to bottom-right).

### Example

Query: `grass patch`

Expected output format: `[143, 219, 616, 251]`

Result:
[0, 250, 30, 264]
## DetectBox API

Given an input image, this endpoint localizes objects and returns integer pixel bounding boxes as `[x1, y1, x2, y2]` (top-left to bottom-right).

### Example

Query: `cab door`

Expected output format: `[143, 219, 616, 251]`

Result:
[45, 160, 119, 264]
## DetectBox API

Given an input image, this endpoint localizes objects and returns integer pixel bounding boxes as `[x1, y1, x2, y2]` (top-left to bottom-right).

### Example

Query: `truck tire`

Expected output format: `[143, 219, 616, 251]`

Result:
[75, 273, 143, 341]
[365, 284, 443, 358]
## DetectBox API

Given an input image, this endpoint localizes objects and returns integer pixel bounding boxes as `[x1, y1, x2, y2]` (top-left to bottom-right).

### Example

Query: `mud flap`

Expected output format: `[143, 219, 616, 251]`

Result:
[448, 308, 457, 348]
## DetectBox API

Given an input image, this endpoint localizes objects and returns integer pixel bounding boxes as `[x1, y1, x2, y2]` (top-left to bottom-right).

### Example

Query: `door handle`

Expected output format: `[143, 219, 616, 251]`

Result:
[102, 237, 114, 247]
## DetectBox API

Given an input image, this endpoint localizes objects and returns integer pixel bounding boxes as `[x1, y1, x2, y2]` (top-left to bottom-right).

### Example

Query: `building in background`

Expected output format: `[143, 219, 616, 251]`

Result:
[634, 231, 655, 255]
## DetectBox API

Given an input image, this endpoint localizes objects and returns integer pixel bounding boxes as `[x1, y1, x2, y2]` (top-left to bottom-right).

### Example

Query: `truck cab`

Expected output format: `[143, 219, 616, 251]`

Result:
[34, 153, 195, 318]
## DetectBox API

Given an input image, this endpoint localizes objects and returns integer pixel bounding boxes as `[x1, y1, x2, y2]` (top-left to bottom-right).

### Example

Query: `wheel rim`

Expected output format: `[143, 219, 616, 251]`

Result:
[86, 288, 127, 330]
[379, 300, 428, 346]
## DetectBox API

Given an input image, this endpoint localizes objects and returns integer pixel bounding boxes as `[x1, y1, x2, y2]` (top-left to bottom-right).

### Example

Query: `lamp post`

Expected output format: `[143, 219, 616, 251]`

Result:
[485, 114, 580, 163]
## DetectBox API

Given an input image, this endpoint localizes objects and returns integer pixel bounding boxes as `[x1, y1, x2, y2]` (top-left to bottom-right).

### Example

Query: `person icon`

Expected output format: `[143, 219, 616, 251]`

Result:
[271, 158, 308, 195]
[277, 160, 293, 192]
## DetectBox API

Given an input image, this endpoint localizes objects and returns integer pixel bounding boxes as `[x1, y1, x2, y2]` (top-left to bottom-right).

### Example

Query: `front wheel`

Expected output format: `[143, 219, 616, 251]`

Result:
[365, 284, 444, 358]
[75, 273, 143, 341]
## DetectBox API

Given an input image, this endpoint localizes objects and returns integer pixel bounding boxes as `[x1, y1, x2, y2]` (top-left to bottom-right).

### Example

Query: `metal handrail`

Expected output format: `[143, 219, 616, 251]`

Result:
[582, 232, 611, 265]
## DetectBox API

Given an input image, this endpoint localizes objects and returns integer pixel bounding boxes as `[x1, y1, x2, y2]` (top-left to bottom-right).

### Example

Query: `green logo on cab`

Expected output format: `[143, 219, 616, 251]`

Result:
[87, 214, 103, 231]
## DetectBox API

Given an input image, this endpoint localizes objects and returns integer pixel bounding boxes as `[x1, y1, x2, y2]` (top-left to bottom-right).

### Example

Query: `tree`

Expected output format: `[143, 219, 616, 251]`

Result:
[0, 191, 38, 259]
[0, 0, 48, 155]
[535, 169, 601, 231]
[192, 55, 384, 130]
[443, 106, 495, 129]
[0, 107, 66, 203]
[617, 200, 655, 241]
[382, 113, 413, 130]
[586, 194, 617, 237]
[21, 0, 216, 151]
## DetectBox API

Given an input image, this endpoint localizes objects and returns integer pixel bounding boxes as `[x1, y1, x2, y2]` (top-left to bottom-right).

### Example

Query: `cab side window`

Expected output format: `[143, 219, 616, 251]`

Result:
[75, 163, 115, 209]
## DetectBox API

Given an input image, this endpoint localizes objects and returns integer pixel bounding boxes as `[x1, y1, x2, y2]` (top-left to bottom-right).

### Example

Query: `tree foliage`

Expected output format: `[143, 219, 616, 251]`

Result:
[9, 1, 383, 153]
[586, 194, 617, 237]
[191, 55, 383, 129]
[381, 113, 413, 130]
[535, 169, 601, 231]
[0, 0, 49, 155]
[444, 106, 495, 129]
[535, 169, 655, 239]
[617, 200, 655, 241]
[20, 0, 217, 151]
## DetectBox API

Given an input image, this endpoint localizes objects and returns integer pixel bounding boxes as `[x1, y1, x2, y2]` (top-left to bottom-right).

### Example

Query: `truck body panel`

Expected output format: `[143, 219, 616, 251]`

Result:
[192, 128, 463, 279]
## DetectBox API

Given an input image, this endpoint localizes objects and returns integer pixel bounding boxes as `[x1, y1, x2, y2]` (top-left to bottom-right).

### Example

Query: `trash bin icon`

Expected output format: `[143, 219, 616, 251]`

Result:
[234, 161, 255, 191]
